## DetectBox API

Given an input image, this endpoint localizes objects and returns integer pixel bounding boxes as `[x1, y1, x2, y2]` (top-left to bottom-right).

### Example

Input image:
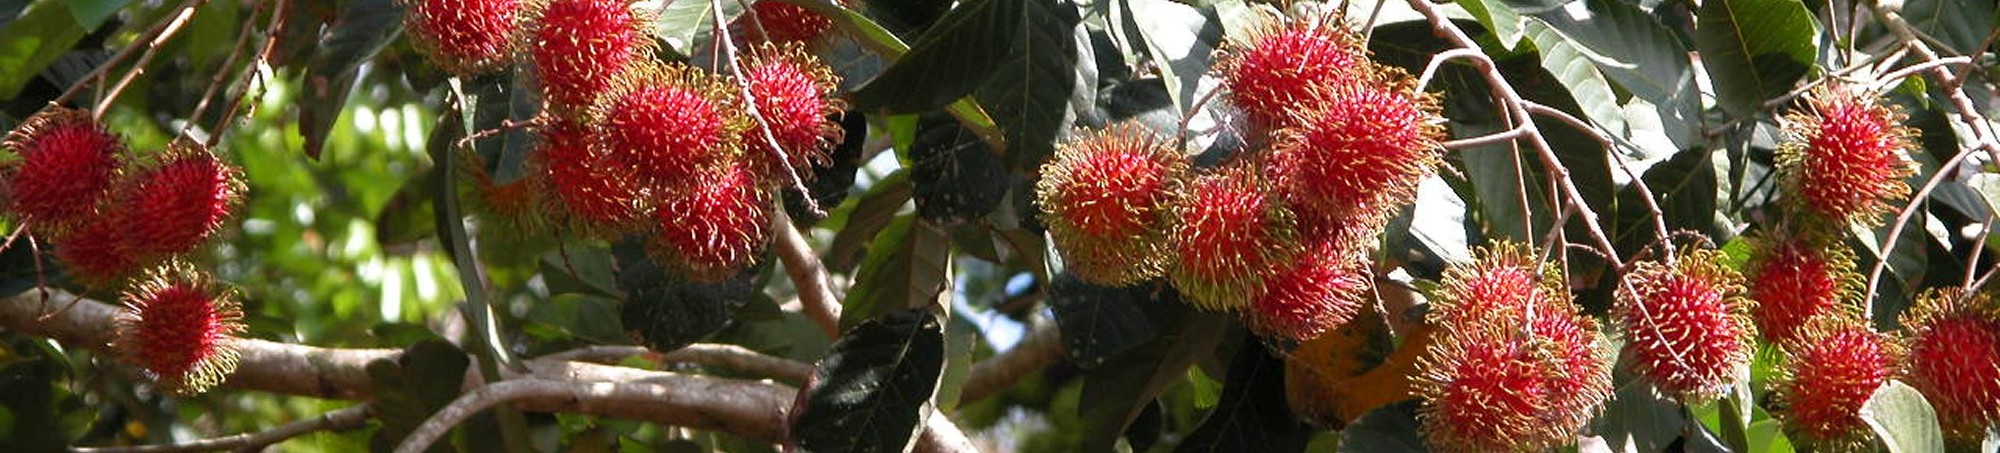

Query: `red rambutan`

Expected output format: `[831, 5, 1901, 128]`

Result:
[461, 149, 549, 235]
[120, 141, 244, 259]
[1777, 84, 1917, 227]
[1217, 14, 1367, 134]
[1771, 314, 1899, 453]
[1037, 123, 1188, 286]
[739, 43, 843, 184]
[114, 262, 245, 396]
[1245, 226, 1374, 341]
[595, 62, 745, 188]
[402, 0, 523, 76]
[741, 1, 835, 44]
[650, 160, 771, 281]
[530, 0, 650, 109]
[52, 213, 141, 286]
[1899, 288, 2000, 442]
[2, 108, 124, 237]
[539, 120, 646, 235]
[1416, 293, 1610, 452]
[1426, 242, 1559, 331]
[1745, 232, 1859, 345]
[1167, 165, 1298, 310]
[1266, 83, 1444, 226]
[1617, 249, 1756, 401]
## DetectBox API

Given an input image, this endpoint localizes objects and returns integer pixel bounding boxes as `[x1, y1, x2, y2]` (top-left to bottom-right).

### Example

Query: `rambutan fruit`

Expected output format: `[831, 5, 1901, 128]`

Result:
[1417, 242, 1611, 453]
[649, 160, 771, 281]
[1776, 84, 1917, 227]
[539, 119, 646, 236]
[460, 149, 549, 235]
[1216, 14, 1367, 134]
[594, 62, 746, 189]
[402, 0, 523, 76]
[2, 108, 124, 237]
[52, 213, 141, 286]
[1617, 249, 1756, 401]
[120, 141, 244, 259]
[740, 0, 835, 44]
[113, 262, 245, 396]
[1037, 123, 1188, 286]
[529, 0, 651, 109]
[1744, 232, 1860, 345]
[1899, 288, 2000, 442]
[1166, 165, 1298, 310]
[1771, 314, 1899, 453]
[1245, 225, 1374, 341]
[738, 43, 843, 184]
[1266, 82, 1444, 226]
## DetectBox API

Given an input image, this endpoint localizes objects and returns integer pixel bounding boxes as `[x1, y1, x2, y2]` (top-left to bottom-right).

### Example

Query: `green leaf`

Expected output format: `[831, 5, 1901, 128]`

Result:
[1047, 274, 1168, 368]
[613, 239, 757, 352]
[1596, 376, 1686, 452]
[1861, 380, 1945, 453]
[823, 169, 914, 273]
[838, 214, 950, 329]
[466, 70, 540, 185]
[793, 308, 947, 453]
[1529, 0, 1701, 148]
[1694, 0, 1818, 119]
[300, 0, 404, 159]
[1494, 0, 1577, 14]
[908, 114, 1016, 223]
[1900, 0, 1996, 55]
[0, 2, 86, 99]
[368, 339, 469, 452]
[1175, 342, 1313, 453]
[852, 0, 1021, 113]
[66, 0, 134, 29]
[1125, 0, 1222, 114]
[1336, 400, 1426, 452]
[1079, 309, 1231, 452]
[650, 0, 731, 58]
[1520, 19, 1625, 140]
[970, 0, 1094, 170]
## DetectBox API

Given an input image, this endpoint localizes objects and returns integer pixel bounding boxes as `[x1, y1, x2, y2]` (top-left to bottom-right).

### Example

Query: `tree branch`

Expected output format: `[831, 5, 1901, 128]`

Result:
[957, 324, 1062, 405]
[71, 405, 372, 453]
[773, 208, 842, 338]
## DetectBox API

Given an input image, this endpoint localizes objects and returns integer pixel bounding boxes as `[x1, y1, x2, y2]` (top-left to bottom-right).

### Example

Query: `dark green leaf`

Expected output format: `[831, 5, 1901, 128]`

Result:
[368, 339, 469, 452]
[0, 336, 85, 451]
[1124, 0, 1221, 115]
[1530, 0, 1702, 148]
[0, 2, 86, 99]
[823, 169, 914, 273]
[65, 0, 133, 29]
[1494, 0, 1577, 14]
[908, 114, 1016, 223]
[837, 214, 949, 329]
[970, 0, 1094, 170]
[1595, 375, 1686, 452]
[1047, 274, 1165, 368]
[613, 239, 756, 352]
[793, 308, 947, 453]
[1336, 400, 1427, 452]
[1860, 380, 1944, 453]
[852, 0, 1023, 113]
[467, 70, 539, 184]
[1079, 308, 1230, 452]
[0, 236, 58, 299]
[1899, 0, 1995, 55]
[787, 112, 872, 224]
[1175, 341, 1312, 453]
[300, 0, 405, 159]
[1694, 0, 1818, 118]
[1613, 148, 1721, 254]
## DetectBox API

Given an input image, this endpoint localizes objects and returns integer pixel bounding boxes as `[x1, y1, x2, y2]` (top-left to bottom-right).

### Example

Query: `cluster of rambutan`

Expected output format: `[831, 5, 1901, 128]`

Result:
[1, 108, 249, 395]
[1036, 12, 1443, 344]
[403, 0, 845, 281]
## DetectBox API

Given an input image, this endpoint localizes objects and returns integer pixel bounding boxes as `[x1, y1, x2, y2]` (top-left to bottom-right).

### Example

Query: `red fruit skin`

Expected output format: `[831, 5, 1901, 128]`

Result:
[650, 162, 771, 281]
[1618, 250, 1756, 402]
[1247, 231, 1372, 341]
[122, 144, 244, 258]
[531, 0, 647, 109]
[1779, 85, 1916, 226]
[742, 1, 834, 44]
[1901, 289, 2000, 442]
[1267, 84, 1444, 226]
[1167, 166, 1297, 310]
[1773, 315, 1897, 453]
[540, 120, 646, 236]
[740, 44, 843, 183]
[3, 108, 123, 237]
[1745, 233, 1858, 345]
[1427, 242, 1557, 331]
[53, 214, 141, 287]
[115, 263, 244, 396]
[596, 63, 743, 188]
[1218, 16, 1365, 134]
[404, 0, 521, 76]
[1037, 123, 1187, 286]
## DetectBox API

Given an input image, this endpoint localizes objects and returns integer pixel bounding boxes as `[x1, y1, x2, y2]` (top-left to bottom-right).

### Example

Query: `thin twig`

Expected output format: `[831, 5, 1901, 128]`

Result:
[208, 0, 292, 148]
[50, 0, 205, 108]
[1439, 126, 1529, 150]
[71, 405, 372, 453]
[182, 0, 263, 138]
[1964, 212, 1992, 290]
[94, 4, 201, 119]
[536, 344, 813, 384]
[1870, 56, 1974, 93]
[1863, 143, 1981, 317]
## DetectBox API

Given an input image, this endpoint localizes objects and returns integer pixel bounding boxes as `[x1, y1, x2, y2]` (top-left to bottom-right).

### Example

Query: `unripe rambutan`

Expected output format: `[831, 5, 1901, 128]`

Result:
[1744, 232, 1860, 345]
[52, 213, 142, 286]
[529, 0, 651, 109]
[650, 160, 771, 281]
[1777, 84, 1917, 227]
[2, 108, 124, 237]
[595, 62, 746, 188]
[120, 141, 244, 259]
[1216, 14, 1367, 134]
[539, 120, 646, 236]
[739, 43, 843, 184]
[1771, 314, 1899, 453]
[1037, 123, 1188, 286]
[1899, 288, 2000, 441]
[460, 150, 549, 235]
[114, 262, 244, 396]
[402, 0, 523, 76]
[1617, 249, 1756, 401]
[1167, 165, 1298, 310]
[741, 1, 834, 44]
[1245, 226, 1374, 341]
[1266, 83, 1444, 226]
[1416, 249, 1612, 453]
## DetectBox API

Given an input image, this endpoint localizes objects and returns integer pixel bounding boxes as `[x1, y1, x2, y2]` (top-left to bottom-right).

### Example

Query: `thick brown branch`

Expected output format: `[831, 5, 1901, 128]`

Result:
[958, 325, 1062, 405]
[773, 208, 842, 338]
